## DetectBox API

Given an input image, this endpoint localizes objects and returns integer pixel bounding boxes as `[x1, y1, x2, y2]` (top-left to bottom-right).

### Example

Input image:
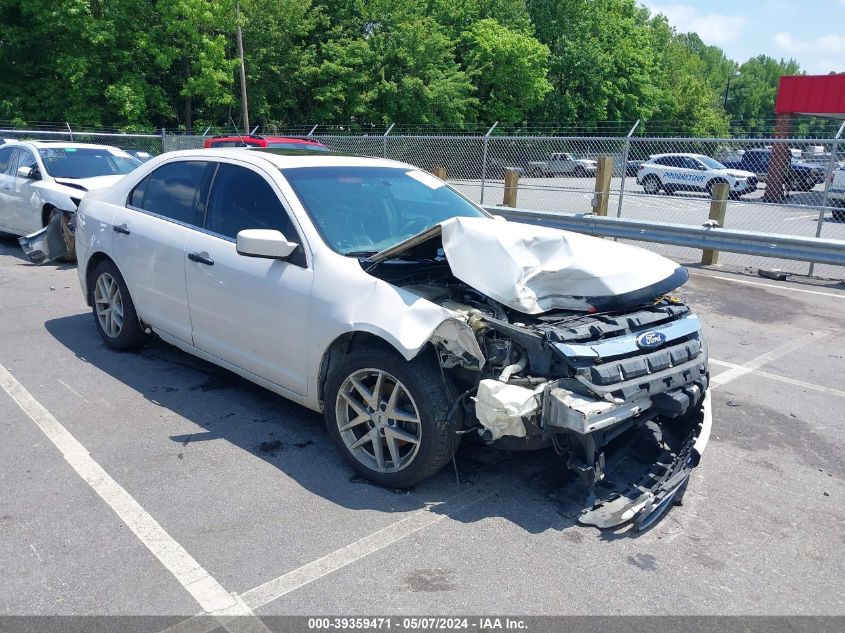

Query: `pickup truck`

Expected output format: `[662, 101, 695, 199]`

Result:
[527, 153, 598, 177]
[722, 149, 827, 191]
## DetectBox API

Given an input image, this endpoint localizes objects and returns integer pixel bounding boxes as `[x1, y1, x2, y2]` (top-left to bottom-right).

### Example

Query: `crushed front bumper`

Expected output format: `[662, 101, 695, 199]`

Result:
[577, 389, 712, 530]
[18, 210, 72, 264]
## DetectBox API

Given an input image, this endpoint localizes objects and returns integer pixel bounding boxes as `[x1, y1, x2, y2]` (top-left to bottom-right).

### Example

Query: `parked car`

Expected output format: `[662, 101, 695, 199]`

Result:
[625, 159, 646, 176]
[527, 153, 598, 177]
[829, 165, 845, 222]
[124, 148, 155, 163]
[203, 134, 329, 152]
[721, 148, 826, 192]
[72, 149, 711, 530]
[0, 141, 141, 262]
[637, 153, 757, 199]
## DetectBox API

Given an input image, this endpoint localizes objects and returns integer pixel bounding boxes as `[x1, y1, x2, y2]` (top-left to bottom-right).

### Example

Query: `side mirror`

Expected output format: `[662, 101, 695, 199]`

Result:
[18, 165, 39, 180]
[236, 229, 297, 259]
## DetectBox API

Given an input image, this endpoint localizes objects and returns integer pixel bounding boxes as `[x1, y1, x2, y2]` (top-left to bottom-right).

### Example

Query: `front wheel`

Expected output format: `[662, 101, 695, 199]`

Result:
[48, 208, 76, 263]
[832, 208, 845, 222]
[325, 348, 456, 488]
[91, 259, 151, 350]
[574, 166, 587, 178]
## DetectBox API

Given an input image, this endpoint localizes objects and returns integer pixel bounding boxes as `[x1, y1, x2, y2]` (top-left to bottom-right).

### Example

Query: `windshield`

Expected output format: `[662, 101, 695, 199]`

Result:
[282, 166, 487, 255]
[38, 147, 141, 178]
[698, 156, 727, 170]
[267, 142, 329, 151]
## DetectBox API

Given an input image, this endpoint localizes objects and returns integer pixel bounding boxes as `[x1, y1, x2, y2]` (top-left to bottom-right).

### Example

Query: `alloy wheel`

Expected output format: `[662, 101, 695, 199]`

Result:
[94, 272, 124, 339]
[335, 368, 422, 473]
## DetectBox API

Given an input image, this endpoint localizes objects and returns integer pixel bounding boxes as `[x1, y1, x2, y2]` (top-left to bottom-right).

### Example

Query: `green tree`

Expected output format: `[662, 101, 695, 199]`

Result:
[460, 18, 551, 122]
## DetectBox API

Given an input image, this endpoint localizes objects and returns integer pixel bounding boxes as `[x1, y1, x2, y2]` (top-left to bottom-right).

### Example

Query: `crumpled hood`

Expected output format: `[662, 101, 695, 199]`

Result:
[53, 174, 126, 192]
[440, 216, 688, 313]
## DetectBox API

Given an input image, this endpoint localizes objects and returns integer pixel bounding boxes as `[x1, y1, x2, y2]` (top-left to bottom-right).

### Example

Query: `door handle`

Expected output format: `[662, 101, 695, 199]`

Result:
[188, 252, 214, 266]
[113, 224, 130, 235]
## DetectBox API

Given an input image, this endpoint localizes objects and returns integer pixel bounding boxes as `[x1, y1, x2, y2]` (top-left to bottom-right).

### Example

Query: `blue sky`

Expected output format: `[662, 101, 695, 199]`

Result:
[641, 0, 845, 74]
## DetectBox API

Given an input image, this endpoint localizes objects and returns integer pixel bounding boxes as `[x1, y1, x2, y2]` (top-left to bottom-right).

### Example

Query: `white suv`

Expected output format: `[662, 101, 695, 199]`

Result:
[637, 153, 758, 199]
[0, 141, 140, 261]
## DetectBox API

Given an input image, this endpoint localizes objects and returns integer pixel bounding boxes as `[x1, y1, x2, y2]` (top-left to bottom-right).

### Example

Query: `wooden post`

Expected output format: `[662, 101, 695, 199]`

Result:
[502, 169, 519, 207]
[701, 182, 730, 265]
[433, 166, 447, 179]
[593, 156, 613, 216]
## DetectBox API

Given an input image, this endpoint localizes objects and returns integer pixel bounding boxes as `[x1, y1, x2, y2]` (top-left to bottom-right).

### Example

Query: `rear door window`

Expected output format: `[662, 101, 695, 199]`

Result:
[0, 147, 15, 175]
[129, 161, 209, 226]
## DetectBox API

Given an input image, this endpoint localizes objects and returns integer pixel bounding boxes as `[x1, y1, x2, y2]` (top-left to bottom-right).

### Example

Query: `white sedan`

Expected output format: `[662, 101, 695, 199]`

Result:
[74, 149, 711, 529]
[0, 141, 140, 261]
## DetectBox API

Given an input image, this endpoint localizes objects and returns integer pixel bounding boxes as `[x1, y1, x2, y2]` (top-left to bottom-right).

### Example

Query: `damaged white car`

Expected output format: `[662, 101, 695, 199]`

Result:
[74, 149, 711, 530]
[0, 141, 141, 263]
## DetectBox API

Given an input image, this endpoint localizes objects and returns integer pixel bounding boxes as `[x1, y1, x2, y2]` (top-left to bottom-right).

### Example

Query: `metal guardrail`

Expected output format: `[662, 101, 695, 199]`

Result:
[484, 206, 845, 268]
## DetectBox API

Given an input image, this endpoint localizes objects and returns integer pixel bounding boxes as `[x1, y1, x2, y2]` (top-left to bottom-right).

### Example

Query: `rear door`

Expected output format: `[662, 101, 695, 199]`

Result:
[113, 160, 212, 344]
[184, 161, 313, 395]
[0, 146, 16, 231]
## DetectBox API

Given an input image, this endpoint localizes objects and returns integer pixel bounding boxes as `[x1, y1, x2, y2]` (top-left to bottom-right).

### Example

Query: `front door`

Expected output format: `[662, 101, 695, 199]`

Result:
[185, 162, 313, 396]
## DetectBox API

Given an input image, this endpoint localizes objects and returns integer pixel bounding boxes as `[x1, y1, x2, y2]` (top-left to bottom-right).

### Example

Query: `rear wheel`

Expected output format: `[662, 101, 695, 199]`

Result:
[574, 166, 587, 178]
[91, 259, 150, 350]
[325, 347, 456, 488]
[832, 208, 845, 222]
[642, 175, 661, 195]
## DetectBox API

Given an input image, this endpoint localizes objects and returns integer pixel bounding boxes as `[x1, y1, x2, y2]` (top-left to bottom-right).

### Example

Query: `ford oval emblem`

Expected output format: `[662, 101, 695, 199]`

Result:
[636, 331, 666, 349]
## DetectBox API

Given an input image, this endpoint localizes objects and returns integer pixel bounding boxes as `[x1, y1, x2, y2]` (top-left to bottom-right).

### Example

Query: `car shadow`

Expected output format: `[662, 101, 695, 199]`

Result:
[42, 312, 617, 536]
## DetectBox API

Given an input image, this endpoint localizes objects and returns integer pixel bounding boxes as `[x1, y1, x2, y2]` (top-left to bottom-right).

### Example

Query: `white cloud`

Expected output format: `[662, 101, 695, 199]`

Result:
[642, 3, 749, 45]
[774, 32, 845, 55]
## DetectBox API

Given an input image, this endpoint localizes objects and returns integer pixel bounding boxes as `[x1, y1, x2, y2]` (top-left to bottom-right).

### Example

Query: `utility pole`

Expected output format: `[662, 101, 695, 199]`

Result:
[236, 1, 249, 134]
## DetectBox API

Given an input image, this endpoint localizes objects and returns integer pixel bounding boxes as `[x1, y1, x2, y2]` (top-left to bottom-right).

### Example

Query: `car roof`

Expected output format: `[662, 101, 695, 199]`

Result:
[161, 147, 413, 170]
[649, 153, 709, 159]
[8, 140, 125, 151]
[208, 135, 325, 144]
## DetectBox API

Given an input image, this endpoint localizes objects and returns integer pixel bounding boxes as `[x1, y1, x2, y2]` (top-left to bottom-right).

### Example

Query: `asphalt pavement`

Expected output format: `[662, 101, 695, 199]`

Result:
[0, 234, 843, 623]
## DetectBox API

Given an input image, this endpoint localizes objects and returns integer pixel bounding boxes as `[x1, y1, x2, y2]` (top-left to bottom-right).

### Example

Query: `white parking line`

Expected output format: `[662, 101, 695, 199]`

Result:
[240, 485, 497, 609]
[0, 363, 253, 617]
[711, 359, 845, 398]
[784, 213, 819, 221]
[709, 331, 830, 389]
[692, 273, 845, 299]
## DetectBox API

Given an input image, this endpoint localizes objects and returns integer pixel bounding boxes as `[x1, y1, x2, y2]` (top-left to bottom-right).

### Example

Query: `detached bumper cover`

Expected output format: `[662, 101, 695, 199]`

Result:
[18, 210, 72, 264]
[578, 388, 712, 530]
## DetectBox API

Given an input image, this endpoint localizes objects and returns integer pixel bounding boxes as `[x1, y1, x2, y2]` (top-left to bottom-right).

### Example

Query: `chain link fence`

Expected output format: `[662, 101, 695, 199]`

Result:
[4, 123, 843, 277]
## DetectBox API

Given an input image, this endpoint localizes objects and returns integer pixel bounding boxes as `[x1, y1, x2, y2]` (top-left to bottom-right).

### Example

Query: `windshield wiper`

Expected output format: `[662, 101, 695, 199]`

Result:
[343, 250, 379, 258]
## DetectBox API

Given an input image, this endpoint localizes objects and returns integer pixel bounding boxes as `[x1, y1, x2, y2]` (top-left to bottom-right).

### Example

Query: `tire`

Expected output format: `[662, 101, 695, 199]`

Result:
[325, 347, 456, 488]
[642, 175, 661, 195]
[90, 259, 150, 350]
[832, 208, 845, 223]
[48, 208, 76, 263]
[574, 166, 587, 178]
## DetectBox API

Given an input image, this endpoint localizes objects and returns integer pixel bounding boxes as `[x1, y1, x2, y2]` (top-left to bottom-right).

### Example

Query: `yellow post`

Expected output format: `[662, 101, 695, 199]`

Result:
[503, 169, 520, 207]
[701, 182, 730, 265]
[593, 156, 613, 216]
[433, 166, 447, 180]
